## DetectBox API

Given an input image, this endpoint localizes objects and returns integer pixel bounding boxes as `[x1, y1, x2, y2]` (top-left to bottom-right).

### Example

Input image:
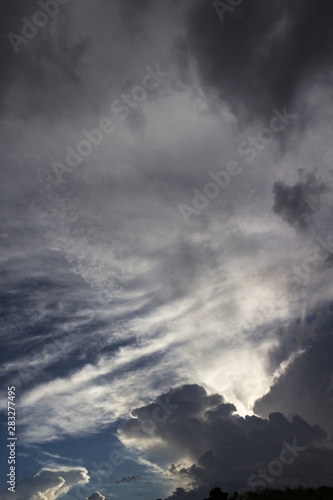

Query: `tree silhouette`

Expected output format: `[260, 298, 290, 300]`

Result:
[204, 486, 229, 500]
[155, 485, 333, 500]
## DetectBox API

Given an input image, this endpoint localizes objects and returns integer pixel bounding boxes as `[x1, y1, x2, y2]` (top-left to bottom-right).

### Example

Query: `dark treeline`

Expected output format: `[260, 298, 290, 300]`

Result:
[156, 485, 333, 500]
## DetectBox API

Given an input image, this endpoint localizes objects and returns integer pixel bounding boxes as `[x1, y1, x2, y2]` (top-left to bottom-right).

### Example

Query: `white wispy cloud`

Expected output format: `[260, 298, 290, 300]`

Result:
[0, 467, 89, 500]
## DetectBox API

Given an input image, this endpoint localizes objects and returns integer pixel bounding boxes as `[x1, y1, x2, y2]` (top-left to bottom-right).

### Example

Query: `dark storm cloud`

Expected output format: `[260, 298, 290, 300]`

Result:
[86, 492, 105, 500]
[180, 0, 333, 122]
[254, 319, 333, 436]
[2, 2, 333, 498]
[165, 485, 209, 500]
[0, 0, 32, 103]
[272, 173, 326, 231]
[0, 0, 90, 118]
[118, 0, 154, 29]
[117, 0, 182, 35]
[120, 384, 333, 498]
[267, 305, 333, 374]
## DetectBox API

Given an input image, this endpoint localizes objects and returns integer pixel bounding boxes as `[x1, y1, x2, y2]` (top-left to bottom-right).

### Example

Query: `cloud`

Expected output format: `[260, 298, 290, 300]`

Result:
[116, 474, 140, 484]
[0, 467, 89, 500]
[85, 492, 106, 500]
[120, 384, 333, 498]
[118, 0, 154, 33]
[254, 326, 333, 436]
[0, 0, 90, 119]
[272, 173, 327, 231]
[179, 0, 333, 123]
[165, 485, 209, 500]
[1, 3, 333, 499]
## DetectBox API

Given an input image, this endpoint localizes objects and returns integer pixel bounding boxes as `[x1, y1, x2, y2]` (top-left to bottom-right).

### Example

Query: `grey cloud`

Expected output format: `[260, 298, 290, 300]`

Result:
[254, 328, 333, 436]
[179, 0, 333, 123]
[0, 0, 91, 119]
[86, 492, 106, 500]
[0, 0, 32, 104]
[272, 173, 326, 231]
[118, 0, 154, 33]
[119, 385, 226, 460]
[120, 384, 333, 497]
[165, 485, 209, 500]
[267, 305, 333, 373]
[116, 474, 140, 484]
[2, 2, 333, 498]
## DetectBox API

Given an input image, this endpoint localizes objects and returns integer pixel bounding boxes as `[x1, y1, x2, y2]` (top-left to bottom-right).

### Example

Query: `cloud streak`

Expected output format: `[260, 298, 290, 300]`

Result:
[1, 1, 333, 499]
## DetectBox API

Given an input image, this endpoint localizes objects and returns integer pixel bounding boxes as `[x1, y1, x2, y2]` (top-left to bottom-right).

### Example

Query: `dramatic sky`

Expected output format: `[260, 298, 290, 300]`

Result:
[1, 1, 333, 499]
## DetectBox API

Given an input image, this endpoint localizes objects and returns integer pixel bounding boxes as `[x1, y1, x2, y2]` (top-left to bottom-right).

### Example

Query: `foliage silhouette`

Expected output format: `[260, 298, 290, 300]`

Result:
[156, 485, 333, 500]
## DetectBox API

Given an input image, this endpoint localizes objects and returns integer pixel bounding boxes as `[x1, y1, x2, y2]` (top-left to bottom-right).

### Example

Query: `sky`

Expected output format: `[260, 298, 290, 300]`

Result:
[1, 1, 333, 499]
